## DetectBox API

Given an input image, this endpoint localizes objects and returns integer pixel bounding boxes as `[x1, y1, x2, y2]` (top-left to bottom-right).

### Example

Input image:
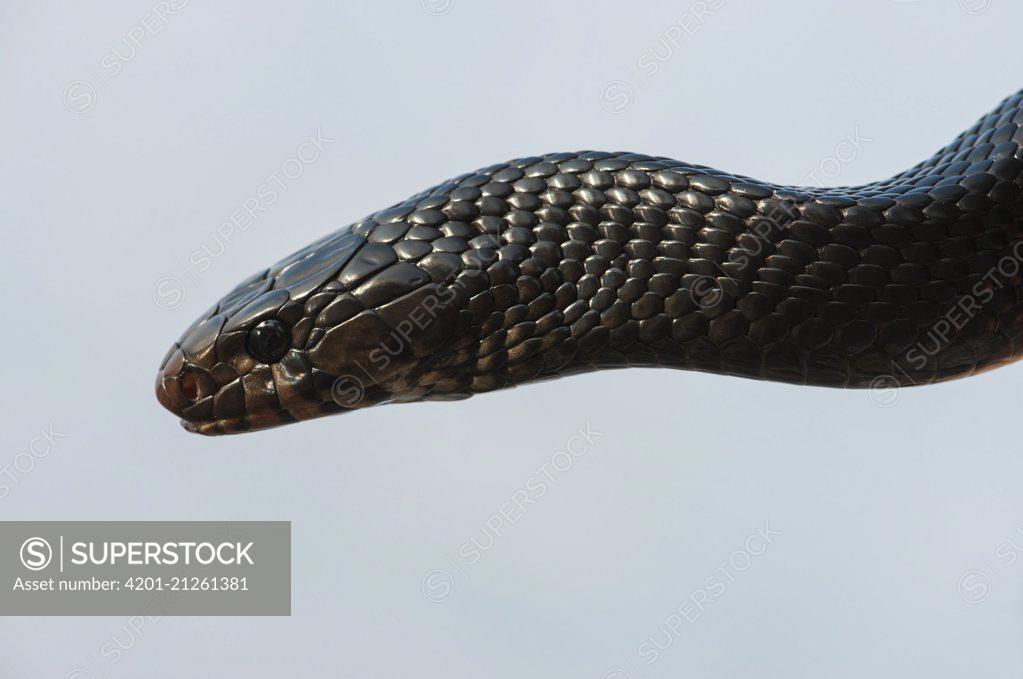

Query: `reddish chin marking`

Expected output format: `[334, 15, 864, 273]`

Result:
[180, 372, 199, 401]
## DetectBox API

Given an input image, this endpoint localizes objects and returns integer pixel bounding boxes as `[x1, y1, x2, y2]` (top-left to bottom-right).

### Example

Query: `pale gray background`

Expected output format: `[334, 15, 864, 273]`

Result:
[3, 1, 1023, 677]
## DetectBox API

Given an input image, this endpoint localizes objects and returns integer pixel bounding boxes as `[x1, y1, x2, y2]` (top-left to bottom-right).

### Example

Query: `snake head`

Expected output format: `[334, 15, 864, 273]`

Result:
[156, 222, 469, 435]
[153, 219, 466, 431]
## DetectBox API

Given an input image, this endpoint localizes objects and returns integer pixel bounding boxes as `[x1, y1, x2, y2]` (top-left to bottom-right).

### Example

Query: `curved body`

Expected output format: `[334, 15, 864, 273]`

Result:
[158, 89, 1023, 434]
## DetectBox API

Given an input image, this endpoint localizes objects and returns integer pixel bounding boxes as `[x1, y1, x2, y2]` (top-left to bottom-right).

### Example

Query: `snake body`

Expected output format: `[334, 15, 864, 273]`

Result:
[158, 88, 1023, 434]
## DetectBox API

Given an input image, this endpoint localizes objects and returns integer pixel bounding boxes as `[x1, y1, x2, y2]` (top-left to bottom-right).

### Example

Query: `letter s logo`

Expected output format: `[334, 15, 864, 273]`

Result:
[20, 537, 53, 571]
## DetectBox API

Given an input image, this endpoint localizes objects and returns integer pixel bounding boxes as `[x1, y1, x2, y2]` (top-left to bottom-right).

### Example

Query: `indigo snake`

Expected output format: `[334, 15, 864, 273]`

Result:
[157, 88, 1023, 435]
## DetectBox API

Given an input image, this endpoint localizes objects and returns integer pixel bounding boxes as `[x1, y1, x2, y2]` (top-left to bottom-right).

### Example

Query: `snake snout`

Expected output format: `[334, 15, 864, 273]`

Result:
[155, 346, 215, 420]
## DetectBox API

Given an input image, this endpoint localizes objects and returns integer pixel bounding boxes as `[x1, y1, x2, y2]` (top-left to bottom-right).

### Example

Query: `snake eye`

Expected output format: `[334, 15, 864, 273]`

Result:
[246, 319, 292, 363]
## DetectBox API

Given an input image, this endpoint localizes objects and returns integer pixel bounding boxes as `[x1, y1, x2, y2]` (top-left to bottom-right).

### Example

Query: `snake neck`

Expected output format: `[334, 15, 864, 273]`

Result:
[380, 90, 1023, 396]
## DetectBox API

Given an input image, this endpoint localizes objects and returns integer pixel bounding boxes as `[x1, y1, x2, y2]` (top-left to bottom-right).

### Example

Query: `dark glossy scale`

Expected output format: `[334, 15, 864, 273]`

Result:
[157, 89, 1023, 434]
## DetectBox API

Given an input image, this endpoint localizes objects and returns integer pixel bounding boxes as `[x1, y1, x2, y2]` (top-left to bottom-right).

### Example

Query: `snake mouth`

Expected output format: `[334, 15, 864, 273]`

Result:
[180, 419, 224, 436]
[177, 409, 294, 436]
[176, 400, 355, 436]
[178, 412, 292, 436]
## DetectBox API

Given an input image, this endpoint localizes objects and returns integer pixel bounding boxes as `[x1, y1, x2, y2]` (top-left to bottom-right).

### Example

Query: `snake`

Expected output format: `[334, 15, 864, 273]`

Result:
[157, 87, 1023, 435]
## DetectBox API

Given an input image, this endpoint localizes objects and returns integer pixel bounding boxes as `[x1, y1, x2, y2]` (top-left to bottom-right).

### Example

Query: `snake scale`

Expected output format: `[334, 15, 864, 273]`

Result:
[157, 88, 1023, 435]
